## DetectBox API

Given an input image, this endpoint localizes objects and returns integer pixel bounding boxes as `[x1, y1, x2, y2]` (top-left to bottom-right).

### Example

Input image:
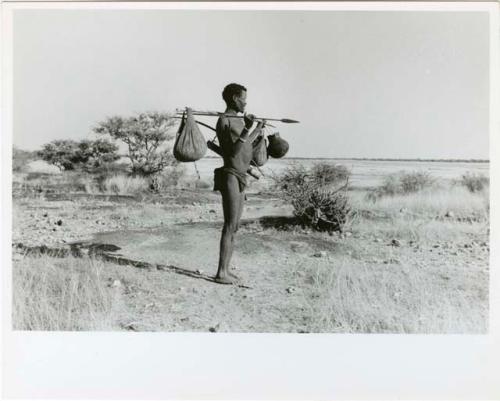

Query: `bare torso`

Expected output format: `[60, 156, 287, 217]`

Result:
[216, 114, 253, 174]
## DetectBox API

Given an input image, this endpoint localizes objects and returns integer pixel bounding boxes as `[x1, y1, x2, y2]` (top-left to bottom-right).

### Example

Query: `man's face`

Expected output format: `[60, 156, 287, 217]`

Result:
[233, 90, 247, 113]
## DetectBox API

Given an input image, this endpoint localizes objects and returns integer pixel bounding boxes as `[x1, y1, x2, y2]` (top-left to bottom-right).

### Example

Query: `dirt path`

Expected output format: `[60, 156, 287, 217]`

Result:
[90, 219, 330, 332]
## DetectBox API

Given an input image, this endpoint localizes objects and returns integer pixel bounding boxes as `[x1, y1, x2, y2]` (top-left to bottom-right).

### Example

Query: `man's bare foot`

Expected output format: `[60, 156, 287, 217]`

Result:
[227, 270, 240, 280]
[214, 271, 240, 285]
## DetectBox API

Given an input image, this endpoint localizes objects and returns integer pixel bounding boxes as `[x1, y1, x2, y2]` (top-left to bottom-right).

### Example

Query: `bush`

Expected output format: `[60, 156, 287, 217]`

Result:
[367, 170, 435, 201]
[272, 162, 351, 232]
[37, 140, 79, 171]
[399, 171, 434, 194]
[310, 163, 350, 188]
[102, 174, 150, 195]
[75, 139, 120, 173]
[459, 172, 489, 193]
[379, 175, 399, 196]
[149, 165, 186, 192]
[37, 139, 120, 172]
[75, 174, 100, 194]
[12, 147, 36, 172]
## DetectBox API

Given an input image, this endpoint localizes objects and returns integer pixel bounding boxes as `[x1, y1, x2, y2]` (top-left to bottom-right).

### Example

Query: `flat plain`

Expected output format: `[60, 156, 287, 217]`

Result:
[11, 158, 489, 333]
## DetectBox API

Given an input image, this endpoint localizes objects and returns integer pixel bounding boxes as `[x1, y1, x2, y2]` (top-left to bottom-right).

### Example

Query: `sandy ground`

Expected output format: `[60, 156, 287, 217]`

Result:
[12, 188, 489, 333]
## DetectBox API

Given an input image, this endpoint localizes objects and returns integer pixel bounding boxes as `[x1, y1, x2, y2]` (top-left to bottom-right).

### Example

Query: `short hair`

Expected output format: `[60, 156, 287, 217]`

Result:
[222, 83, 247, 105]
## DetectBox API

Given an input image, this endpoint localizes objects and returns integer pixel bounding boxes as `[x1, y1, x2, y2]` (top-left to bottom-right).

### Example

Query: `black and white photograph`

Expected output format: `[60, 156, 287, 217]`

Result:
[1, 1, 499, 399]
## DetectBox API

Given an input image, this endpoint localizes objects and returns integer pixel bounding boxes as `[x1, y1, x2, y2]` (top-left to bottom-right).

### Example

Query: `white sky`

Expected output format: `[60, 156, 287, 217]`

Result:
[13, 9, 489, 158]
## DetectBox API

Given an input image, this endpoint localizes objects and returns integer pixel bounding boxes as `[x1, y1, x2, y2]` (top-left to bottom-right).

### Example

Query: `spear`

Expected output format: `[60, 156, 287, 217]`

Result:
[175, 108, 300, 124]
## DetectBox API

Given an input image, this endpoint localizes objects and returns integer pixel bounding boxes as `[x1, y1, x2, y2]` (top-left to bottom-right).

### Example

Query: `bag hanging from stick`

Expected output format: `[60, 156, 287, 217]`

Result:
[267, 132, 289, 159]
[252, 132, 268, 167]
[173, 108, 207, 162]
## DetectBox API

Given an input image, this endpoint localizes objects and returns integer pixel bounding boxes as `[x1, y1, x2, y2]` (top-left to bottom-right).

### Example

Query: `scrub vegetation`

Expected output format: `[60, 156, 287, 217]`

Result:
[12, 150, 489, 333]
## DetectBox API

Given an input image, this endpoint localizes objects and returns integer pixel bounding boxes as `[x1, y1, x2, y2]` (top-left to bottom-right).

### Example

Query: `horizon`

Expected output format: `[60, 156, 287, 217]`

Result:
[15, 144, 489, 163]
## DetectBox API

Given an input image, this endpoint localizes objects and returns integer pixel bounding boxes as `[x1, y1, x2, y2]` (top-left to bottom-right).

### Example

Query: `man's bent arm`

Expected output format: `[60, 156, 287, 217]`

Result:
[232, 123, 264, 155]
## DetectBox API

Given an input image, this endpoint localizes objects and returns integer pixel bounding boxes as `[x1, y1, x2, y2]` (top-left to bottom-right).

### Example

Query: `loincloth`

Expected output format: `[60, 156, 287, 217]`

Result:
[213, 167, 247, 193]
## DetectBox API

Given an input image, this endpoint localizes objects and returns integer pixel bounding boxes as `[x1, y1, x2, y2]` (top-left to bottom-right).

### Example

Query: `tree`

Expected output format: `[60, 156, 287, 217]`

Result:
[93, 112, 178, 176]
[76, 139, 120, 172]
[37, 139, 120, 172]
[37, 140, 79, 171]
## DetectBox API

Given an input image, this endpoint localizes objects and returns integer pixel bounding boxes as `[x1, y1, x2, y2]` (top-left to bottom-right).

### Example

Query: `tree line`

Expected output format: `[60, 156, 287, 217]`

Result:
[32, 112, 178, 176]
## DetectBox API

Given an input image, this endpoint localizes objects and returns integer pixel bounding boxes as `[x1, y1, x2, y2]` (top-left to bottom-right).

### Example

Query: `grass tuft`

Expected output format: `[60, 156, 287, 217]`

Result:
[458, 172, 489, 193]
[102, 174, 150, 195]
[12, 255, 124, 331]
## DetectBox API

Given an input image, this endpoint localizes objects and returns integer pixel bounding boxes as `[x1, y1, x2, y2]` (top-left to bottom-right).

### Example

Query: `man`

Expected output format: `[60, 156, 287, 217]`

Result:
[213, 83, 265, 284]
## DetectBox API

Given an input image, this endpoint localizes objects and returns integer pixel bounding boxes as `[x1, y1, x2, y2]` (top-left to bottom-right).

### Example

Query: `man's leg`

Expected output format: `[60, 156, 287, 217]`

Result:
[229, 190, 245, 270]
[215, 175, 241, 284]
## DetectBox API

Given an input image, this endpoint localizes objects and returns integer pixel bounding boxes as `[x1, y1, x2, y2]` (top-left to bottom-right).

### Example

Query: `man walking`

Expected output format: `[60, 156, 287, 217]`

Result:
[213, 83, 265, 284]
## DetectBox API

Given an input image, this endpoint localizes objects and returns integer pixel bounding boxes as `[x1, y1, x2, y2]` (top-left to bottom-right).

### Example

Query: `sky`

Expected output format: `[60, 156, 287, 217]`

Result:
[13, 9, 490, 159]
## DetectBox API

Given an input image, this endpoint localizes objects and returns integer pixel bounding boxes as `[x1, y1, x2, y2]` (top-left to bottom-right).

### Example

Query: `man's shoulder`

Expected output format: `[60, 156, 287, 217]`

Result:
[217, 115, 244, 130]
[216, 116, 230, 130]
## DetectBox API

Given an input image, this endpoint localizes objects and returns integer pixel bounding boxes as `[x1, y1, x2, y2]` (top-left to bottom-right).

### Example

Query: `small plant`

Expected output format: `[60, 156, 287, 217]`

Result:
[102, 174, 150, 195]
[367, 170, 435, 201]
[310, 163, 350, 188]
[272, 162, 351, 232]
[399, 171, 434, 194]
[149, 165, 186, 192]
[459, 172, 489, 193]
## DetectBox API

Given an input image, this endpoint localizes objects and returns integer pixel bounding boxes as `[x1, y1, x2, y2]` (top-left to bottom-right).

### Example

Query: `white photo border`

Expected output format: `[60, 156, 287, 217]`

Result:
[1, 2, 499, 399]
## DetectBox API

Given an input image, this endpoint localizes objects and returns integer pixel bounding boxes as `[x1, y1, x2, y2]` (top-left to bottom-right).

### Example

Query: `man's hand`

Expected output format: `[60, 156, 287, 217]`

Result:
[244, 113, 255, 129]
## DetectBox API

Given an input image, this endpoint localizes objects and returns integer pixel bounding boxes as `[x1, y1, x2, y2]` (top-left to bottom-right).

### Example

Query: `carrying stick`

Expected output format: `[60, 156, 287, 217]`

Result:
[175, 109, 299, 124]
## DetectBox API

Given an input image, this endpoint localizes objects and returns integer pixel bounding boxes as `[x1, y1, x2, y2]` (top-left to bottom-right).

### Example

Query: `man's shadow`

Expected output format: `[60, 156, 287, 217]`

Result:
[13, 242, 251, 289]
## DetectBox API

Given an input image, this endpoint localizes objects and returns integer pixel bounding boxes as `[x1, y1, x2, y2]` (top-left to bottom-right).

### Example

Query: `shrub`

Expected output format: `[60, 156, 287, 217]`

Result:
[459, 172, 489, 193]
[399, 171, 434, 194]
[102, 174, 150, 195]
[367, 170, 435, 201]
[149, 165, 186, 192]
[272, 163, 351, 232]
[310, 163, 350, 188]
[75, 139, 120, 173]
[379, 175, 400, 196]
[75, 173, 100, 194]
[12, 147, 36, 172]
[37, 140, 79, 171]
[37, 139, 120, 172]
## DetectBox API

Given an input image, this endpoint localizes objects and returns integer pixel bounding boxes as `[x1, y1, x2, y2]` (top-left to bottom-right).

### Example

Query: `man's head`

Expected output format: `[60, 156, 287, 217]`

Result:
[222, 83, 247, 113]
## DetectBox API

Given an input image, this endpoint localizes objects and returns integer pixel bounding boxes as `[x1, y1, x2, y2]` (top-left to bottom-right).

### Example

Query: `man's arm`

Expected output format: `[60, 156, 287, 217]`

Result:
[231, 116, 265, 154]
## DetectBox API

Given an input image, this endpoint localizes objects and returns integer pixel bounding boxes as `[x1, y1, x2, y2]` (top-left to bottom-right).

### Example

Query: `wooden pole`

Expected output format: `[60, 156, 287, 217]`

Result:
[175, 109, 299, 124]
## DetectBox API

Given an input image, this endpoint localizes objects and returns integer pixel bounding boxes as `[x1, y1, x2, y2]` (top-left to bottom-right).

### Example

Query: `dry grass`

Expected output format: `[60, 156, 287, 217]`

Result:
[298, 255, 488, 333]
[11, 173, 489, 333]
[348, 186, 489, 242]
[12, 254, 124, 331]
[101, 174, 150, 195]
[292, 184, 490, 333]
[353, 186, 488, 218]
